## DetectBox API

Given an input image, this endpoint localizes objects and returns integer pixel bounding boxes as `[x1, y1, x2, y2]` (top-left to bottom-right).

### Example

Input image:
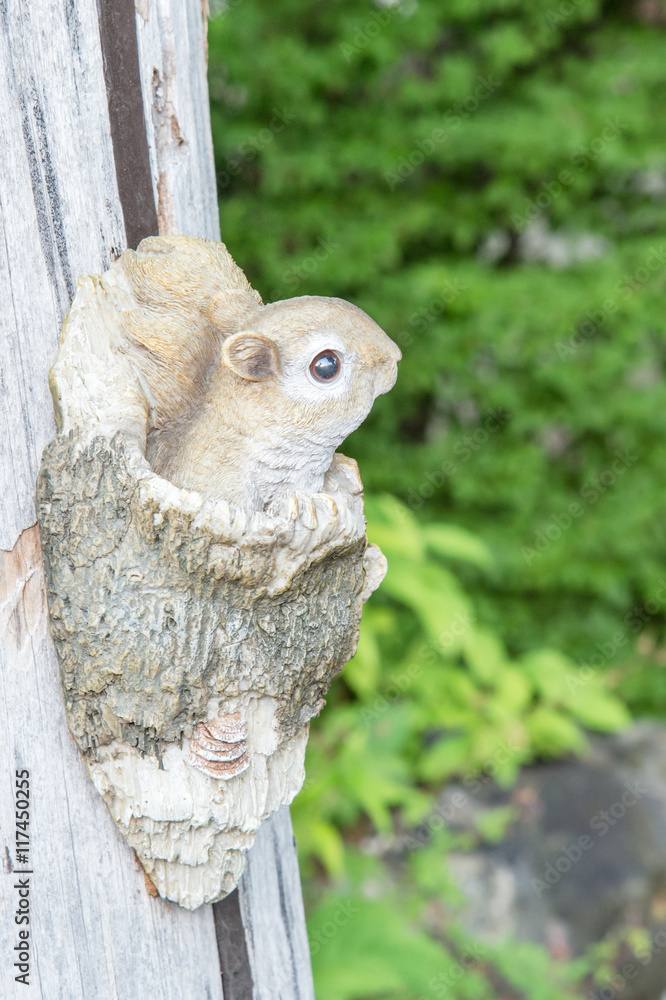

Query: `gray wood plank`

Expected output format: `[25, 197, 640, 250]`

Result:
[1, 0, 316, 994]
[0, 529, 224, 1000]
[135, 0, 220, 241]
[238, 807, 316, 1000]
[0, 1, 225, 997]
[213, 806, 317, 1000]
[0, 0, 125, 549]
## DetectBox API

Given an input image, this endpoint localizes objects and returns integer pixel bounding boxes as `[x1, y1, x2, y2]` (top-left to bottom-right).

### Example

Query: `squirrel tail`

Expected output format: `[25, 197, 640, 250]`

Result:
[114, 234, 263, 426]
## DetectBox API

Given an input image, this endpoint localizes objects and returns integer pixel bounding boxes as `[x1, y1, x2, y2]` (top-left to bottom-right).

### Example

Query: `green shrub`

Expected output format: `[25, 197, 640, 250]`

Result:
[291, 498, 627, 998]
[293, 496, 628, 873]
[208, 0, 666, 705]
[208, 2, 663, 992]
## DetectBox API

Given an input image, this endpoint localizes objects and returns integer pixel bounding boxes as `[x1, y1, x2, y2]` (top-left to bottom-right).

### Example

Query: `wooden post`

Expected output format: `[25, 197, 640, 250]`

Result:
[0, 2, 314, 996]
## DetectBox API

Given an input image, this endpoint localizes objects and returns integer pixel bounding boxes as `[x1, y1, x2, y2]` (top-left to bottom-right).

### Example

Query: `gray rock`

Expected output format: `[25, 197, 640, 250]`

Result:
[441, 724, 666, 997]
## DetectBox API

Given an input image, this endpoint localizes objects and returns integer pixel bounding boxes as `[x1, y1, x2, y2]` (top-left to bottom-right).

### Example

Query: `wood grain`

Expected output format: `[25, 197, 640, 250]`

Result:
[0, 527, 224, 1000]
[135, 0, 220, 240]
[1, 0, 315, 994]
[0, 0, 125, 550]
[0, 1, 223, 996]
[97, 0, 159, 246]
[239, 806, 316, 1000]
[213, 807, 317, 1000]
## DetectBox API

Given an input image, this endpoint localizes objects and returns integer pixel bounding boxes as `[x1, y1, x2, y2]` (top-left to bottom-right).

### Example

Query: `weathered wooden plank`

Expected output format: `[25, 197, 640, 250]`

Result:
[214, 889, 255, 1000]
[0, 1, 224, 997]
[1, 0, 316, 994]
[213, 807, 316, 1000]
[135, 0, 220, 240]
[97, 0, 159, 245]
[239, 806, 316, 1000]
[0, 528, 223, 1000]
[0, 0, 125, 549]
[213, 805, 317, 1000]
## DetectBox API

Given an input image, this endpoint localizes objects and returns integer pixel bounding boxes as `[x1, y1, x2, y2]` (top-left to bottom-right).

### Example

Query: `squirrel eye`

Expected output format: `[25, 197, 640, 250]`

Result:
[310, 350, 341, 383]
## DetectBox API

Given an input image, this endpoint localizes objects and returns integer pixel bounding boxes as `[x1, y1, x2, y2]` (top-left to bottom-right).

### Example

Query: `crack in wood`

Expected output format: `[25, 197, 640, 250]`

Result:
[16, 85, 73, 314]
[96, 0, 158, 247]
[0, 2, 229, 995]
[214, 890, 254, 1000]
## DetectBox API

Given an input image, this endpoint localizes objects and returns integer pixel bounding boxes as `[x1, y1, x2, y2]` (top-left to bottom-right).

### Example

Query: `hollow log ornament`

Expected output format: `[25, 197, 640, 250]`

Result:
[37, 236, 400, 909]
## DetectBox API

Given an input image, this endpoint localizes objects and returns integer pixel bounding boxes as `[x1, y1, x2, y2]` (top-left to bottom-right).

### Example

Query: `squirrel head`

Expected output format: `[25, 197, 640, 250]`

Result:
[218, 295, 401, 449]
[114, 235, 400, 506]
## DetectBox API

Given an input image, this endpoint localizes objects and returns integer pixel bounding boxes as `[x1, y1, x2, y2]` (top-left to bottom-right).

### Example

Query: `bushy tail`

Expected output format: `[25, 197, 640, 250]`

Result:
[115, 234, 263, 426]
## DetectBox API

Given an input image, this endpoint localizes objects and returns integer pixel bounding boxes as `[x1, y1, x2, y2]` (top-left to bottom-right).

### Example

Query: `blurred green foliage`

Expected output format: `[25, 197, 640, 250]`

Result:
[208, 0, 666, 701]
[207, 0, 666, 995]
[295, 498, 627, 997]
[294, 496, 628, 875]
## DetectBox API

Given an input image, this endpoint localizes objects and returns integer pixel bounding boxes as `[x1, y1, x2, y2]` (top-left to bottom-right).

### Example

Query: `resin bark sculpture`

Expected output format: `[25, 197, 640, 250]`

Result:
[37, 235, 400, 910]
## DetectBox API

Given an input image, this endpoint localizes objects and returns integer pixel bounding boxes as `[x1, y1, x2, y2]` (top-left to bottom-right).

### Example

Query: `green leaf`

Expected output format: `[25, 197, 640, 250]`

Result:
[382, 558, 473, 644]
[526, 708, 587, 757]
[569, 690, 630, 731]
[423, 523, 495, 570]
[495, 667, 533, 713]
[419, 735, 471, 782]
[309, 896, 454, 1000]
[364, 494, 426, 564]
[518, 649, 580, 704]
[303, 819, 346, 877]
[463, 627, 506, 684]
[474, 805, 517, 845]
[344, 614, 382, 700]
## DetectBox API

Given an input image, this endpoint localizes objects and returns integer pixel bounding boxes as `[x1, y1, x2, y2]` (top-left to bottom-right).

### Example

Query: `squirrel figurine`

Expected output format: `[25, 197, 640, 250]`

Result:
[112, 235, 400, 511]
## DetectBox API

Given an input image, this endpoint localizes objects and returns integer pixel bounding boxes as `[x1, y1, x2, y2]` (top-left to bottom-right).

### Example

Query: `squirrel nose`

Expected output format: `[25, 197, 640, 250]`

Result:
[376, 355, 399, 394]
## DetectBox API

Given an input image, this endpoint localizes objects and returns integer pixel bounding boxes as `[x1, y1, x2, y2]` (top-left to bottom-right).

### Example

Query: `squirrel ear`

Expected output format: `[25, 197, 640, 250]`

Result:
[222, 332, 280, 381]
